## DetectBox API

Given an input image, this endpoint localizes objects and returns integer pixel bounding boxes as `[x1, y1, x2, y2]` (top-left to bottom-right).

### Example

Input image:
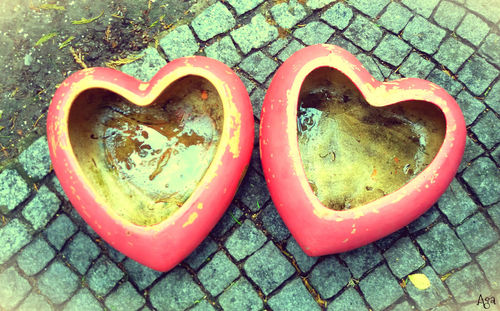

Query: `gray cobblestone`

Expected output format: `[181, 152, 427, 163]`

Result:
[445, 263, 489, 303]
[102, 242, 125, 263]
[235, 168, 270, 211]
[63, 232, 100, 274]
[189, 299, 215, 311]
[472, 111, 499, 150]
[123, 258, 162, 290]
[261, 203, 290, 242]
[38, 260, 79, 305]
[458, 56, 499, 96]
[344, 15, 383, 51]
[309, 256, 351, 299]
[456, 212, 499, 253]
[239, 51, 278, 84]
[271, 0, 306, 29]
[105, 282, 145, 311]
[0, 267, 31, 310]
[17, 292, 52, 311]
[426, 68, 463, 96]
[479, 33, 500, 67]
[17, 237, 55, 276]
[218, 277, 263, 311]
[286, 237, 317, 272]
[476, 241, 500, 289]
[22, 185, 60, 230]
[416, 222, 471, 274]
[434, 37, 474, 73]
[44, 214, 77, 250]
[266, 38, 289, 56]
[321, 2, 353, 30]
[465, 0, 500, 23]
[120, 47, 166, 82]
[356, 53, 385, 81]
[226, 0, 264, 16]
[267, 278, 321, 311]
[359, 264, 404, 311]
[373, 34, 411, 66]
[339, 244, 383, 278]
[210, 204, 242, 238]
[250, 86, 266, 119]
[489, 203, 500, 228]
[492, 147, 500, 166]
[433, 0, 466, 31]
[63, 288, 102, 311]
[306, 0, 334, 10]
[225, 219, 266, 261]
[378, 2, 412, 33]
[278, 39, 305, 62]
[0, 169, 30, 214]
[250, 146, 263, 174]
[402, 15, 446, 54]
[50, 175, 65, 198]
[230, 14, 278, 55]
[18, 136, 51, 180]
[0, 218, 31, 265]
[456, 13, 490, 46]
[462, 157, 500, 205]
[294, 22, 334, 45]
[438, 179, 477, 225]
[159, 25, 199, 61]
[185, 236, 218, 270]
[485, 80, 500, 113]
[244, 241, 295, 295]
[150, 267, 204, 311]
[87, 256, 125, 296]
[327, 288, 368, 311]
[384, 237, 425, 278]
[399, 52, 434, 78]
[237, 73, 256, 94]
[408, 205, 440, 233]
[459, 136, 484, 172]
[406, 266, 449, 310]
[192, 2, 235, 41]
[328, 36, 360, 55]
[402, 0, 439, 18]
[376, 228, 405, 250]
[348, 0, 390, 18]
[456, 91, 486, 126]
[198, 251, 239, 296]
[204, 36, 241, 68]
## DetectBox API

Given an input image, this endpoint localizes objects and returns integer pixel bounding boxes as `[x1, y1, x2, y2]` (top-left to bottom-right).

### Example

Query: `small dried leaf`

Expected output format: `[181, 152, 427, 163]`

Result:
[59, 36, 75, 49]
[71, 11, 104, 25]
[408, 273, 431, 290]
[35, 32, 58, 47]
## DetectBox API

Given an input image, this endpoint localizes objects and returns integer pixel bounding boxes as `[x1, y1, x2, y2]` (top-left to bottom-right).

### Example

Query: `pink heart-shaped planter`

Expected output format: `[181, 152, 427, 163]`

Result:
[47, 56, 253, 271]
[260, 44, 466, 256]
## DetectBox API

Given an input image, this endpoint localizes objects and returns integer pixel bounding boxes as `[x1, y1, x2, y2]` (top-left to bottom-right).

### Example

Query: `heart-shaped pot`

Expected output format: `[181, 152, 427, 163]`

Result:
[47, 56, 253, 271]
[260, 44, 466, 256]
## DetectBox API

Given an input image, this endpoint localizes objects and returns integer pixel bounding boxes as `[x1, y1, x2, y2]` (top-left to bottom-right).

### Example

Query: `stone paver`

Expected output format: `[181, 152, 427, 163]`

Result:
[465, 0, 500, 23]
[357, 53, 385, 81]
[204, 36, 241, 68]
[321, 2, 353, 30]
[462, 157, 500, 206]
[479, 33, 500, 67]
[120, 47, 166, 82]
[426, 68, 463, 96]
[416, 223, 471, 274]
[218, 277, 263, 311]
[235, 168, 270, 210]
[230, 14, 278, 55]
[408, 205, 440, 233]
[489, 203, 500, 229]
[210, 204, 243, 238]
[159, 25, 198, 61]
[0, 169, 30, 214]
[44, 213, 77, 250]
[399, 52, 434, 79]
[348, 0, 390, 18]
[22, 185, 60, 230]
[17, 237, 55, 276]
[456, 13, 490, 46]
[105, 282, 146, 311]
[339, 244, 383, 279]
[286, 237, 317, 272]
[250, 87, 266, 119]
[373, 34, 411, 66]
[191, 2, 235, 41]
[225, 219, 266, 261]
[18, 136, 51, 180]
[485, 80, 500, 113]
[402, 15, 446, 54]
[260, 203, 290, 242]
[63, 288, 102, 311]
[384, 237, 425, 279]
[294, 22, 334, 45]
[438, 178, 477, 225]
[190, 300, 215, 311]
[123, 258, 163, 291]
[456, 91, 486, 126]
[244, 241, 295, 295]
[0, 267, 32, 310]
[38, 260, 79, 305]
[327, 287, 369, 311]
[402, 0, 439, 18]
[185, 236, 218, 270]
[306, 0, 334, 10]
[225, 0, 264, 16]
[376, 228, 405, 251]
[239, 51, 278, 84]
[271, 0, 306, 29]
[359, 264, 404, 311]
[62, 232, 101, 274]
[267, 278, 321, 311]
[434, 37, 474, 73]
[266, 38, 289, 56]
[87, 256, 125, 296]
[472, 110, 499, 150]
[309, 256, 351, 299]
[328, 36, 360, 55]
[378, 2, 412, 33]
[344, 15, 383, 52]
[150, 267, 204, 311]
[278, 39, 305, 63]
[406, 266, 449, 310]
[17, 292, 52, 311]
[459, 136, 484, 172]
[458, 56, 499, 96]
[433, 0, 466, 31]
[0, 218, 31, 265]
[198, 251, 239, 296]
[476, 242, 500, 289]
[445, 263, 489, 303]
[456, 212, 499, 253]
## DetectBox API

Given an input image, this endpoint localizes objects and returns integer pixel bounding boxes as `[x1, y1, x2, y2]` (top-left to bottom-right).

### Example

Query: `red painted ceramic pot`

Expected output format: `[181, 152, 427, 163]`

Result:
[260, 44, 466, 256]
[47, 56, 253, 271]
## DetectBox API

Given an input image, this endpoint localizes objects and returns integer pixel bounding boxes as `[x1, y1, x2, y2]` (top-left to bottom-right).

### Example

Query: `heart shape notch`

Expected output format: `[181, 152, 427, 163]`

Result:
[260, 45, 466, 256]
[47, 57, 254, 271]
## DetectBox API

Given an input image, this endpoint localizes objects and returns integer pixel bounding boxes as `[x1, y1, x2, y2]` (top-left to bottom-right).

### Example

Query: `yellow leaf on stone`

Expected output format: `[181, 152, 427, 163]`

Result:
[408, 273, 431, 290]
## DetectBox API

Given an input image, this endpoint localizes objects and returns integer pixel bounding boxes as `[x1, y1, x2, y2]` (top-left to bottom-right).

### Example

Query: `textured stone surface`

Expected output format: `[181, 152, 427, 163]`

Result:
[408, 206, 440, 233]
[398, 52, 434, 78]
[0, 169, 30, 214]
[344, 15, 383, 51]
[406, 266, 449, 310]
[278, 39, 305, 62]
[348, 0, 390, 18]
[465, 0, 500, 23]
[87, 256, 125, 296]
[458, 56, 499, 96]
[373, 34, 411, 66]
[44, 213, 77, 250]
[217, 277, 263, 311]
[294, 22, 334, 45]
[0, 267, 32, 310]
[190, 300, 215, 311]
[235, 168, 270, 210]
[226, 0, 264, 16]
[456, 212, 499, 253]
[271, 0, 306, 29]
[309, 256, 351, 299]
[159, 25, 198, 61]
[150, 267, 204, 311]
[327, 288, 369, 311]
[416, 223, 471, 274]
[123, 258, 163, 290]
[250, 87, 266, 119]
[384, 237, 425, 278]
[198, 251, 240, 296]
[191, 2, 235, 41]
[18, 136, 51, 180]
[445, 263, 489, 303]
[321, 2, 353, 30]
[438, 178, 477, 225]
[286, 237, 317, 272]
[62, 232, 100, 274]
[359, 264, 404, 311]
[225, 219, 266, 261]
[434, 37, 474, 73]
[105, 282, 145, 311]
[239, 51, 278, 84]
[477, 242, 500, 289]
[489, 203, 500, 229]
[479, 33, 500, 67]
[328, 36, 360, 55]
[267, 278, 321, 311]
[472, 110, 500, 150]
[339, 244, 383, 279]
[459, 136, 484, 172]
[402, 15, 446, 54]
[378, 2, 412, 33]
[357, 53, 385, 81]
[231, 14, 278, 55]
[0, 218, 31, 265]
[306, 0, 335, 9]
[266, 38, 289, 56]
[426, 68, 463, 96]
[17, 237, 55, 276]
[456, 91, 486, 126]
[17, 293, 52, 311]
[63, 288, 102, 311]
[210, 204, 243, 238]
[38, 260, 79, 304]
[260, 203, 290, 242]
[185, 236, 218, 270]
[485, 80, 500, 113]
[402, 0, 439, 18]
[376, 228, 405, 251]
[204, 36, 241, 67]
[456, 13, 490, 46]
[462, 157, 500, 205]
[120, 47, 166, 82]
[244, 241, 295, 295]
[433, 0, 466, 31]
[22, 185, 60, 230]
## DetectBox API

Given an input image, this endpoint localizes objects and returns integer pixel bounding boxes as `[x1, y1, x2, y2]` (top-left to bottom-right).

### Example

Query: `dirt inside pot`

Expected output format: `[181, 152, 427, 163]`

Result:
[297, 67, 446, 210]
[68, 76, 223, 226]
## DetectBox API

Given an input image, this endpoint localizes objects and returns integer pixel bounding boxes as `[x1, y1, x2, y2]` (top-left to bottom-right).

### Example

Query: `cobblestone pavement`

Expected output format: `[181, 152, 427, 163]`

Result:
[1, 0, 500, 310]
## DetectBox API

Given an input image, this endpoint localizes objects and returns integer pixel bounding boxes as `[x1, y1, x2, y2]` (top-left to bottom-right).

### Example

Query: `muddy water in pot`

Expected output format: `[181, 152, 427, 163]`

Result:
[69, 76, 223, 226]
[298, 68, 446, 210]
